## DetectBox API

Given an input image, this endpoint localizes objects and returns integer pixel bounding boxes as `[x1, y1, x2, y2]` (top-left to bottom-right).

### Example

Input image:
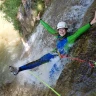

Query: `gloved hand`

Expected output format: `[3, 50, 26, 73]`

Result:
[90, 11, 96, 25]
[36, 12, 41, 21]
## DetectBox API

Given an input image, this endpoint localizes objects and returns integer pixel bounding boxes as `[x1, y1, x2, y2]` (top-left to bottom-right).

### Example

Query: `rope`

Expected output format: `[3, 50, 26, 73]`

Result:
[28, 53, 96, 96]
[29, 71, 61, 96]
[60, 54, 96, 68]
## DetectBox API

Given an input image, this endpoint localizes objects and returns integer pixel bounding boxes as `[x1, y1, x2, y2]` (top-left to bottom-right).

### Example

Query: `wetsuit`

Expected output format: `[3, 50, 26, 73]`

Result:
[18, 20, 91, 72]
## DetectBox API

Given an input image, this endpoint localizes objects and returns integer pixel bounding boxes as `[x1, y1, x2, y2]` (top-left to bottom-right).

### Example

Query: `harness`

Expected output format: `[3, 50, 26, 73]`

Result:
[57, 50, 96, 68]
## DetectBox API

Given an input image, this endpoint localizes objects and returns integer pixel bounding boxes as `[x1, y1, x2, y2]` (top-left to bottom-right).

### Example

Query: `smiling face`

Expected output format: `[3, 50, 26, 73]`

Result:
[58, 28, 67, 36]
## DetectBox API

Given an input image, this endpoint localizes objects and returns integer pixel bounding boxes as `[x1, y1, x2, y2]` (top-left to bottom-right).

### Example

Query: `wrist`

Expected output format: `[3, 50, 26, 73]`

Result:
[40, 18, 42, 20]
[90, 18, 96, 25]
[90, 20, 94, 26]
[89, 22, 92, 26]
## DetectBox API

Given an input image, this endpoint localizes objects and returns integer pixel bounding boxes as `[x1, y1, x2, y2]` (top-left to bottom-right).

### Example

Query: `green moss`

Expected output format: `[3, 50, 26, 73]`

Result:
[86, 91, 96, 96]
[0, 0, 51, 38]
[0, 0, 22, 31]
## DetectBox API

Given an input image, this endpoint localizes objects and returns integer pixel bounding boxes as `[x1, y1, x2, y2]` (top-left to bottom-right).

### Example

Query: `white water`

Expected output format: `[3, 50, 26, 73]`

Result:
[14, 0, 94, 88]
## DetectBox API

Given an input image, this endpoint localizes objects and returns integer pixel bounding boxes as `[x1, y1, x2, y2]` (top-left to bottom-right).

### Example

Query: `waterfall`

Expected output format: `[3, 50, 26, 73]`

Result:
[0, 0, 94, 88]
[16, 0, 94, 87]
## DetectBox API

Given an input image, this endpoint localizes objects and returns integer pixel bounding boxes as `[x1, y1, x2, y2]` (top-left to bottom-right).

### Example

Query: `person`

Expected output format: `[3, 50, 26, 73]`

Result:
[9, 11, 96, 75]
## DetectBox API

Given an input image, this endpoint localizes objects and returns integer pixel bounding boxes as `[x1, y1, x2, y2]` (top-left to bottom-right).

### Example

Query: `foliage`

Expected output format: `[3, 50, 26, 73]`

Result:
[0, 0, 22, 31]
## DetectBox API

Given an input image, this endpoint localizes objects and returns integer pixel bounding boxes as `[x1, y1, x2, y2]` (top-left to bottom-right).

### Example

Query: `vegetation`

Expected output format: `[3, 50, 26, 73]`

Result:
[0, 0, 50, 37]
[0, 0, 22, 31]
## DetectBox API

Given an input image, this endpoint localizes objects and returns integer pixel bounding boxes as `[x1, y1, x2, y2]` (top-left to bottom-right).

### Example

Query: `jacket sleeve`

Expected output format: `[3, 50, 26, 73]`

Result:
[67, 23, 91, 43]
[40, 19, 58, 35]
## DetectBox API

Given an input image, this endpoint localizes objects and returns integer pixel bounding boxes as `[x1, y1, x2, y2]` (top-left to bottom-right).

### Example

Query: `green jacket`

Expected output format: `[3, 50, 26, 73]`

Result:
[40, 19, 91, 54]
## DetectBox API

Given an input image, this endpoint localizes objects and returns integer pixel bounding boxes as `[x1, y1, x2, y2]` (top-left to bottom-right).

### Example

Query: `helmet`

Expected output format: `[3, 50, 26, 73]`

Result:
[57, 21, 68, 29]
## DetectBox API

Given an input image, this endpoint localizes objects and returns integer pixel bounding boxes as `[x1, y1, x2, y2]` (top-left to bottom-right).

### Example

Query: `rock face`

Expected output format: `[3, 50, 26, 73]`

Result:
[17, 0, 35, 38]
[17, 0, 51, 38]
[48, 1, 96, 96]
[0, 0, 96, 96]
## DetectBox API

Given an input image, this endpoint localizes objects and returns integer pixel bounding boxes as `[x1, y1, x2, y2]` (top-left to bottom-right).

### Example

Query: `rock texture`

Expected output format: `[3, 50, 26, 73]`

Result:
[0, 0, 96, 96]
[48, 1, 96, 96]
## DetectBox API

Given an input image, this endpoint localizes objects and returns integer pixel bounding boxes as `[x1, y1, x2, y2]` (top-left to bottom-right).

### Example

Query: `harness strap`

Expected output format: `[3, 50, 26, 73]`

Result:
[57, 51, 95, 68]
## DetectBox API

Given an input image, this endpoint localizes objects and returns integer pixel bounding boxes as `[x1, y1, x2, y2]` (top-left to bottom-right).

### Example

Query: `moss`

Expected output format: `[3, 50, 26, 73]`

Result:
[85, 91, 96, 96]
[0, 0, 22, 31]
[0, 0, 52, 38]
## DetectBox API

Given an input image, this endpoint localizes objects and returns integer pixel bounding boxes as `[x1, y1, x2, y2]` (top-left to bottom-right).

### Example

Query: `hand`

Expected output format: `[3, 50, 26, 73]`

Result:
[36, 12, 41, 21]
[90, 11, 96, 25]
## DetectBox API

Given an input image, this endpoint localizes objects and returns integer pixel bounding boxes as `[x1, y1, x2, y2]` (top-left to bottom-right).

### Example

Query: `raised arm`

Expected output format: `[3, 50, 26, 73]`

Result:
[67, 23, 91, 43]
[40, 19, 58, 35]
[36, 12, 58, 35]
[68, 11, 96, 43]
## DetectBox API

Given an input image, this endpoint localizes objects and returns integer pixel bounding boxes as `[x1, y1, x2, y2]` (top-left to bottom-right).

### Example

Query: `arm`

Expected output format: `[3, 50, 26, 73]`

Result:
[36, 12, 58, 35]
[68, 11, 96, 43]
[40, 19, 58, 35]
[67, 23, 91, 43]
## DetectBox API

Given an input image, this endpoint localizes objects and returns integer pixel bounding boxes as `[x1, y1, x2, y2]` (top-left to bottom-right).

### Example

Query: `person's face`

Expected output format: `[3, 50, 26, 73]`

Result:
[58, 28, 67, 36]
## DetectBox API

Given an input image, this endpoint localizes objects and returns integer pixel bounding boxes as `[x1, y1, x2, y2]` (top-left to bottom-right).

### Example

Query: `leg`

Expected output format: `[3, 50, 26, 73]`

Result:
[19, 52, 58, 72]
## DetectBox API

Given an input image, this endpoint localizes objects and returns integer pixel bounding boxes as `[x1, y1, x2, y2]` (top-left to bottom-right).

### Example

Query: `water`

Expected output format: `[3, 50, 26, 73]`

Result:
[18, 0, 94, 87]
[0, 0, 94, 89]
[0, 10, 23, 86]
